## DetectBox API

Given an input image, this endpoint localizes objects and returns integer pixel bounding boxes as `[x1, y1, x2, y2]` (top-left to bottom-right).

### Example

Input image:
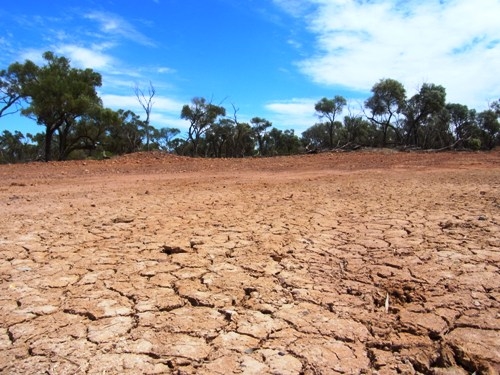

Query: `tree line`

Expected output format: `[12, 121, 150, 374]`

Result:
[1, 51, 499, 163]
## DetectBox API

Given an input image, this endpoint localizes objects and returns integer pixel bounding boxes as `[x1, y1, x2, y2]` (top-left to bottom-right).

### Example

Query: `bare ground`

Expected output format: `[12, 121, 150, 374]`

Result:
[0, 150, 499, 374]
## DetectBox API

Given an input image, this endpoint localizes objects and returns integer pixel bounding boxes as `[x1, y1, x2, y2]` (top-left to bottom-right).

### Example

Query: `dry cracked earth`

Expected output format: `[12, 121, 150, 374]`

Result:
[0, 150, 499, 374]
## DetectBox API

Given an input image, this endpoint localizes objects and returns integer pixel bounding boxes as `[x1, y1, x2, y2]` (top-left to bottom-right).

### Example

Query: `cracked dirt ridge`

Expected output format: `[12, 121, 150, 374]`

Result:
[0, 150, 499, 374]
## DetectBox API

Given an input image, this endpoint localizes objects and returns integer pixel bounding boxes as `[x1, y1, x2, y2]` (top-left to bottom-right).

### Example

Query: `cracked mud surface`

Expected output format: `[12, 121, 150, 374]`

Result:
[1, 150, 499, 374]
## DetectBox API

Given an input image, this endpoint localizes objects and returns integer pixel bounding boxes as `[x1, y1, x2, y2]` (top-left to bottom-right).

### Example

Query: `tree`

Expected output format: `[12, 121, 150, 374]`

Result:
[181, 97, 226, 156]
[156, 127, 181, 152]
[365, 78, 406, 146]
[134, 81, 155, 151]
[250, 117, 272, 156]
[57, 107, 119, 159]
[477, 109, 500, 150]
[205, 118, 234, 157]
[225, 105, 255, 157]
[403, 83, 446, 147]
[342, 115, 375, 146]
[267, 128, 301, 155]
[445, 103, 478, 147]
[0, 60, 37, 118]
[1, 130, 26, 162]
[491, 99, 500, 117]
[21, 51, 102, 161]
[231, 122, 255, 157]
[301, 123, 330, 151]
[421, 108, 454, 149]
[104, 109, 144, 155]
[314, 96, 347, 148]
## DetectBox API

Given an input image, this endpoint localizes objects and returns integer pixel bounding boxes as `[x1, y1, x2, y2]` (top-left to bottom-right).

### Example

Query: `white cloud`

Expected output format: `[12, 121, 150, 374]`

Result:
[57, 45, 114, 70]
[18, 44, 114, 71]
[264, 97, 365, 134]
[19, 48, 45, 64]
[100, 94, 144, 109]
[101, 77, 138, 90]
[100, 93, 190, 131]
[288, 0, 500, 110]
[84, 11, 155, 47]
[150, 113, 191, 132]
[101, 94, 183, 112]
[265, 98, 318, 133]
[157, 66, 176, 74]
[272, 0, 315, 17]
[151, 96, 185, 112]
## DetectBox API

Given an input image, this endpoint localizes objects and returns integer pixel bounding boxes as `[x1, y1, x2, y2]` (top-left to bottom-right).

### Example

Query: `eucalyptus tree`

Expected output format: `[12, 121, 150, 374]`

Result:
[250, 117, 272, 156]
[0, 60, 37, 118]
[477, 109, 500, 149]
[365, 78, 406, 146]
[58, 107, 119, 159]
[314, 96, 347, 148]
[0, 130, 36, 163]
[104, 109, 145, 154]
[421, 108, 454, 149]
[20, 51, 102, 161]
[267, 128, 301, 155]
[445, 103, 478, 146]
[403, 83, 446, 147]
[205, 118, 234, 157]
[301, 123, 330, 151]
[181, 97, 226, 156]
[134, 81, 155, 151]
[156, 127, 181, 152]
[225, 105, 255, 157]
[170, 138, 189, 155]
[232, 122, 256, 157]
[491, 99, 500, 117]
[342, 115, 375, 146]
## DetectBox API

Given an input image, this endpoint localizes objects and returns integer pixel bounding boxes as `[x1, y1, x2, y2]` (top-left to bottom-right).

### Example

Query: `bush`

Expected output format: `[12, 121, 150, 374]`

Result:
[467, 138, 481, 151]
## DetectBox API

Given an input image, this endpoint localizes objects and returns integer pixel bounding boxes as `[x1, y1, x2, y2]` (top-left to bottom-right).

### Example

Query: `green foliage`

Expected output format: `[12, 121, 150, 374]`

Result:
[445, 103, 478, 146]
[231, 122, 255, 157]
[155, 127, 181, 152]
[181, 97, 226, 156]
[314, 96, 347, 148]
[301, 123, 330, 151]
[341, 116, 376, 147]
[420, 108, 454, 149]
[267, 128, 301, 155]
[303, 80, 498, 151]
[250, 117, 272, 156]
[403, 83, 447, 147]
[365, 78, 406, 146]
[467, 138, 481, 151]
[477, 109, 500, 150]
[19, 51, 103, 161]
[202, 120, 255, 158]
[0, 130, 39, 163]
[0, 60, 38, 118]
[1, 48, 498, 162]
[103, 109, 144, 155]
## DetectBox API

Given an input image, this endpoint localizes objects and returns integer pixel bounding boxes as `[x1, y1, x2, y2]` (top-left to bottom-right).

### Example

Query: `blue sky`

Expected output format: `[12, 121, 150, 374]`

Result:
[1, 0, 499, 137]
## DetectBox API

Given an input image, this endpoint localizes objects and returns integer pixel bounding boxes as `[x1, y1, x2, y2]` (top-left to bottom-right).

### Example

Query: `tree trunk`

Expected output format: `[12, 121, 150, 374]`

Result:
[382, 124, 388, 147]
[328, 122, 334, 149]
[44, 128, 53, 162]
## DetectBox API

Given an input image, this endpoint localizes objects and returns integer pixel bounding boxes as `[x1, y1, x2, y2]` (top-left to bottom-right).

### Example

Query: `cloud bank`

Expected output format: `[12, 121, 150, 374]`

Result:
[276, 0, 500, 109]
